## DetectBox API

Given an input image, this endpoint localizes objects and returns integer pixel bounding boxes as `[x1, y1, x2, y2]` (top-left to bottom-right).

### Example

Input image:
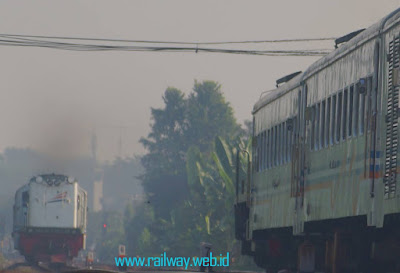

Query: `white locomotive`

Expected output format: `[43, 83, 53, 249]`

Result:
[13, 174, 87, 264]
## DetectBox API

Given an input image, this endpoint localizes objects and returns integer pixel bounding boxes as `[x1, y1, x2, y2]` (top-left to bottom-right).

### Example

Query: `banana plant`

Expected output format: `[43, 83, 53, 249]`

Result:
[186, 136, 251, 238]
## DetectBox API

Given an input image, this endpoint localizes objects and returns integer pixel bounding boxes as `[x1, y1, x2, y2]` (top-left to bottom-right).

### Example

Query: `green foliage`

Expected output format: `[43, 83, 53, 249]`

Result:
[186, 81, 241, 152]
[125, 80, 255, 268]
[124, 203, 156, 256]
[0, 253, 7, 269]
[139, 81, 241, 220]
[87, 211, 125, 263]
[102, 157, 143, 210]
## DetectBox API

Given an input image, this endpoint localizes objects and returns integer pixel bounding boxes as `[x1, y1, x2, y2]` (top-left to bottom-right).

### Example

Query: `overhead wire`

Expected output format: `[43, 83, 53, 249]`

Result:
[0, 33, 336, 56]
[0, 33, 336, 45]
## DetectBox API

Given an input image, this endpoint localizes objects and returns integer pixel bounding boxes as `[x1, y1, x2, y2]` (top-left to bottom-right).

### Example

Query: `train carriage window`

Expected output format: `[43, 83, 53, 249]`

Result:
[278, 124, 283, 165]
[353, 84, 359, 137]
[284, 122, 287, 163]
[282, 123, 285, 164]
[260, 132, 265, 171]
[276, 125, 280, 166]
[326, 98, 331, 147]
[259, 131, 263, 171]
[283, 122, 286, 163]
[261, 131, 264, 170]
[263, 130, 267, 169]
[264, 130, 267, 169]
[280, 123, 284, 165]
[22, 191, 29, 206]
[275, 125, 279, 166]
[271, 127, 274, 167]
[367, 77, 373, 132]
[342, 88, 348, 140]
[360, 82, 366, 135]
[253, 133, 256, 172]
[263, 130, 266, 170]
[274, 126, 278, 166]
[321, 100, 326, 148]
[268, 129, 273, 168]
[337, 92, 342, 143]
[316, 103, 320, 150]
[289, 119, 292, 160]
[270, 127, 274, 167]
[287, 120, 292, 161]
[271, 127, 276, 167]
[290, 117, 297, 161]
[270, 128, 274, 168]
[266, 130, 269, 169]
[349, 86, 354, 137]
[265, 130, 268, 169]
[260, 132, 264, 171]
[278, 124, 281, 165]
[267, 129, 270, 168]
[282, 125, 284, 165]
[331, 95, 336, 145]
[257, 133, 261, 172]
[281, 123, 284, 164]
[277, 124, 281, 165]
[278, 125, 281, 165]
[311, 106, 316, 150]
[264, 130, 268, 170]
[255, 133, 258, 172]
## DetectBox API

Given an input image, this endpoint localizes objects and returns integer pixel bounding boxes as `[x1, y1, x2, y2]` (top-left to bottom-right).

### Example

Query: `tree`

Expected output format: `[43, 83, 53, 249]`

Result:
[102, 157, 143, 211]
[185, 136, 251, 255]
[140, 87, 188, 177]
[140, 87, 189, 220]
[135, 80, 244, 257]
[139, 81, 241, 217]
[186, 81, 241, 153]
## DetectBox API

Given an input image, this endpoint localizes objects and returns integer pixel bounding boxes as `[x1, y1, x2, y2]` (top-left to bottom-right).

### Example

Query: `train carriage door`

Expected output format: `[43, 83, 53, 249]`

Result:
[292, 84, 307, 235]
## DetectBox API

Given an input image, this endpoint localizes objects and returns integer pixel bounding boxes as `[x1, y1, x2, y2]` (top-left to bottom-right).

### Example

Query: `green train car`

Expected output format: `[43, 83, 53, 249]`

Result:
[235, 8, 400, 273]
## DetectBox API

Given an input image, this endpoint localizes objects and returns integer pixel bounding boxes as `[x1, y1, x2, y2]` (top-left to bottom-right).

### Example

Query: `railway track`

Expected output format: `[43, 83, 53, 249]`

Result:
[1, 262, 79, 273]
[1, 262, 51, 272]
[1, 263, 264, 273]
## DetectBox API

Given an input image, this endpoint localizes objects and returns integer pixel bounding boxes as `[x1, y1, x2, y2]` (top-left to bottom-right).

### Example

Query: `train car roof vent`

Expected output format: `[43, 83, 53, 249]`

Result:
[335, 28, 365, 48]
[276, 71, 302, 87]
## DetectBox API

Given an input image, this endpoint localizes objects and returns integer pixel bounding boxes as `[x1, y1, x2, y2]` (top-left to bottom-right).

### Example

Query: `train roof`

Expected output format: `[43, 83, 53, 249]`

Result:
[29, 173, 77, 186]
[253, 72, 303, 114]
[253, 8, 400, 114]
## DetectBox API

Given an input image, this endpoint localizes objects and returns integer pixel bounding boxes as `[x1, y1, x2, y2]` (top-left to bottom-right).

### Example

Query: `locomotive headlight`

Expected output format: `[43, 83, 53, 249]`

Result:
[68, 177, 75, 183]
[36, 176, 43, 183]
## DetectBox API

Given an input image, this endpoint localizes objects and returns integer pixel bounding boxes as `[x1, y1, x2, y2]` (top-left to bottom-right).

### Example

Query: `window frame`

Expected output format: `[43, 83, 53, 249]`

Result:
[321, 100, 326, 149]
[353, 84, 359, 137]
[336, 91, 342, 143]
[331, 94, 336, 145]
[348, 85, 354, 138]
[315, 103, 320, 150]
[310, 105, 316, 150]
[342, 88, 348, 141]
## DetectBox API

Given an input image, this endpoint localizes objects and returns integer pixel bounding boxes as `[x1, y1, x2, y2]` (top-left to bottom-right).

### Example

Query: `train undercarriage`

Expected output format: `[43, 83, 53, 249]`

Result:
[241, 215, 400, 273]
[15, 229, 84, 265]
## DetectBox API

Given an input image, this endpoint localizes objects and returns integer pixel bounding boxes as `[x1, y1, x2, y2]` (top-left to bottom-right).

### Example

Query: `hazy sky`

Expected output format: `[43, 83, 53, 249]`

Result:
[0, 1, 398, 161]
